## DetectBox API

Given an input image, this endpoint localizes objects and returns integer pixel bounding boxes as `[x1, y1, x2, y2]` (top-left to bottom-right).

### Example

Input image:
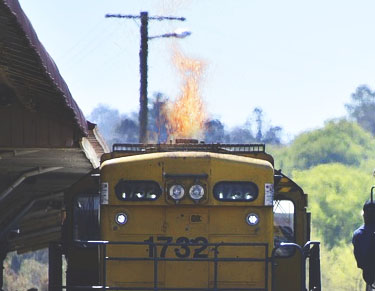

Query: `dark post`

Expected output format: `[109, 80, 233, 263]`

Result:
[309, 243, 321, 291]
[0, 241, 8, 291]
[139, 11, 149, 144]
[48, 242, 62, 291]
[0, 253, 5, 291]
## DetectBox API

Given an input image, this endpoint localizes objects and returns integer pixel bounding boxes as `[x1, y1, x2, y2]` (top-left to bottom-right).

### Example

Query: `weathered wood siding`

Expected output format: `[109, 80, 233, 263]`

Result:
[0, 104, 76, 147]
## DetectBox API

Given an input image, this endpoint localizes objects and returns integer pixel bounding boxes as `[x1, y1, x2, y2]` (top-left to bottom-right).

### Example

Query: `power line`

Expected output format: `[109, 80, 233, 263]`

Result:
[59, 18, 106, 61]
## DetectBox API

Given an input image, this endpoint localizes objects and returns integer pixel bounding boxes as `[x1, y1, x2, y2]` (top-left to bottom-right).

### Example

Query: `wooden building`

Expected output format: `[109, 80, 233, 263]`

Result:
[0, 0, 108, 287]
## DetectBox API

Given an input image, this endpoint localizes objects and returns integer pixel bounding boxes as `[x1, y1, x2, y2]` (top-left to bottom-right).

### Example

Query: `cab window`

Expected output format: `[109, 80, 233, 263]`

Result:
[213, 181, 258, 202]
[73, 194, 100, 241]
[273, 199, 295, 256]
[115, 180, 161, 201]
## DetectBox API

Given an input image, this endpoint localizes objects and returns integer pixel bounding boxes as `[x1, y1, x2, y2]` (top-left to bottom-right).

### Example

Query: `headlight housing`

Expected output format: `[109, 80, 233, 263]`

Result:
[246, 213, 259, 226]
[115, 212, 128, 225]
[189, 184, 205, 200]
[169, 184, 185, 200]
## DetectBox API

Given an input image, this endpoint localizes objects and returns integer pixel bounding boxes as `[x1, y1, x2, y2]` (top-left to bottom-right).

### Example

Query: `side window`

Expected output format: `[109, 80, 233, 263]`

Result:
[273, 199, 295, 256]
[73, 194, 100, 241]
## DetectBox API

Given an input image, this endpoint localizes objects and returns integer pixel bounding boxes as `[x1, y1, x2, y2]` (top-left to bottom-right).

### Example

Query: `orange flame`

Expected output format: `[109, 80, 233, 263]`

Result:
[167, 47, 207, 139]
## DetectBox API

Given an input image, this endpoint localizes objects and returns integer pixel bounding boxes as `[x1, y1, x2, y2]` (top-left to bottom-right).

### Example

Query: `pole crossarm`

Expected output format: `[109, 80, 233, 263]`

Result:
[105, 13, 185, 21]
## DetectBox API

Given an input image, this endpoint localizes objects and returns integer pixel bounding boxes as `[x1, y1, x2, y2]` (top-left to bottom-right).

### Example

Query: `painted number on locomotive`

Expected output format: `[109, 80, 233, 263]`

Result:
[144, 236, 209, 258]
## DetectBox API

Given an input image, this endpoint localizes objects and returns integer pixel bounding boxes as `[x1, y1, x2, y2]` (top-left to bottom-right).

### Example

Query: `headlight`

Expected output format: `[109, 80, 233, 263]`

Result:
[246, 213, 259, 226]
[189, 185, 205, 200]
[115, 212, 128, 225]
[169, 184, 185, 200]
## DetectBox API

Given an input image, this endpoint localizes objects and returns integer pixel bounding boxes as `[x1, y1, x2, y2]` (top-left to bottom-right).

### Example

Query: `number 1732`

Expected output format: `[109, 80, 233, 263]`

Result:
[144, 236, 209, 259]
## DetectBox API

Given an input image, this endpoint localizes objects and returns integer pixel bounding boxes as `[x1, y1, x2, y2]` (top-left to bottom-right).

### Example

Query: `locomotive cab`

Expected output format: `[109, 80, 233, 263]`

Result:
[62, 142, 321, 291]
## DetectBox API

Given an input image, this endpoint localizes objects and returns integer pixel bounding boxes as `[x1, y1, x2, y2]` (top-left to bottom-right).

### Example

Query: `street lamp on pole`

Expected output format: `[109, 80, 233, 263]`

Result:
[140, 28, 191, 144]
[148, 30, 192, 40]
[106, 11, 189, 144]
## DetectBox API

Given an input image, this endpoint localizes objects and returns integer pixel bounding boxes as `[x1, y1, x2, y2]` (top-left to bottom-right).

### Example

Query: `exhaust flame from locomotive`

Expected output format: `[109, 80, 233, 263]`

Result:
[166, 47, 207, 140]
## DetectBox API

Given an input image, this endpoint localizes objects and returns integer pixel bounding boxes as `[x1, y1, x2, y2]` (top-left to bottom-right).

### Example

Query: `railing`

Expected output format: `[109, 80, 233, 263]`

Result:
[271, 241, 321, 291]
[112, 143, 265, 154]
[63, 240, 271, 291]
[61, 240, 321, 291]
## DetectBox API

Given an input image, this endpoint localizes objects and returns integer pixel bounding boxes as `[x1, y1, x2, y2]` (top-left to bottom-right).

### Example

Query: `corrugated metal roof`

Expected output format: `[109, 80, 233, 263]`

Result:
[1, 0, 88, 135]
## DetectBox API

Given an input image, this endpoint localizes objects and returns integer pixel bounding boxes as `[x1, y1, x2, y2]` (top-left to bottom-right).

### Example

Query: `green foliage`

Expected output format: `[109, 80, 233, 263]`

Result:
[270, 118, 375, 289]
[4, 251, 48, 291]
[293, 164, 373, 248]
[318, 240, 366, 291]
[270, 119, 375, 175]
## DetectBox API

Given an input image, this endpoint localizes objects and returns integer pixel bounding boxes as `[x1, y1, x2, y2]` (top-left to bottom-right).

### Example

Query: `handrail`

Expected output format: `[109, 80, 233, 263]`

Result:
[62, 240, 321, 291]
[271, 241, 321, 291]
[62, 240, 271, 291]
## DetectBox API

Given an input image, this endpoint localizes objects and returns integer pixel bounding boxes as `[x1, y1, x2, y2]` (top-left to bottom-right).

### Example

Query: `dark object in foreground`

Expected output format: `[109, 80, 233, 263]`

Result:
[353, 186, 375, 287]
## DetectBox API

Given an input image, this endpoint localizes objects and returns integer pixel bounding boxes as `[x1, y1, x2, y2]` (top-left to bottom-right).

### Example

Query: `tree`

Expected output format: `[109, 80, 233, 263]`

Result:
[293, 163, 373, 289]
[293, 164, 373, 248]
[115, 115, 139, 143]
[204, 119, 225, 143]
[251, 107, 283, 144]
[346, 85, 375, 135]
[148, 93, 169, 143]
[262, 126, 282, 145]
[268, 118, 375, 290]
[88, 104, 123, 146]
[4, 250, 48, 290]
[254, 107, 263, 142]
[203, 107, 283, 144]
[272, 119, 375, 175]
[225, 127, 255, 143]
[319, 241, 365, 291]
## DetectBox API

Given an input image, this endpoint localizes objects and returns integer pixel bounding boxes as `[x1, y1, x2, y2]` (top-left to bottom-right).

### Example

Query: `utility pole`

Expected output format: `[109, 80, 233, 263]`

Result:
[106, 12, 186, 144]
[139, 12, 148, 144]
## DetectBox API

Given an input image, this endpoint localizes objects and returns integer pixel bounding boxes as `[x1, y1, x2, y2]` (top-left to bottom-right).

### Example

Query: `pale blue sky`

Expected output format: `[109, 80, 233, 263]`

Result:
[18, 0, 375, 138]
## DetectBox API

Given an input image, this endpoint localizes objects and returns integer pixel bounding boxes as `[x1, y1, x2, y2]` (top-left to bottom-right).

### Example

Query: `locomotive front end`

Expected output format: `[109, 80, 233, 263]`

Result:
[99, 144, 274, 290]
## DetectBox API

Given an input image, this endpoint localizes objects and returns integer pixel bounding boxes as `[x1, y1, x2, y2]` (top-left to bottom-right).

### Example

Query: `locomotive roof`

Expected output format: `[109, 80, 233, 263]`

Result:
[101, 151, 273, 171]
[101, 143, 274, 166]
[112, 143, 265, 154]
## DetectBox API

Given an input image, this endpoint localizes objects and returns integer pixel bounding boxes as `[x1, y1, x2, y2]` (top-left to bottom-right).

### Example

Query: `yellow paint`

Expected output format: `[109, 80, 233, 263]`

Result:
[98, 151, 306, 290]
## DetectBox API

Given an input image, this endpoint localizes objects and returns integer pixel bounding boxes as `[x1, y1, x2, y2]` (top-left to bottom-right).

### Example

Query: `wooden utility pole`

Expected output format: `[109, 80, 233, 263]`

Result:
[106, 12, 186, 144]
[139, 12, 148, 144]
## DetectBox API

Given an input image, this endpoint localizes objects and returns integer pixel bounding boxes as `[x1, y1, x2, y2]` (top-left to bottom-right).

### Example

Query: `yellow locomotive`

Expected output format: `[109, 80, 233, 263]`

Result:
[61, 141, 321, 291]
